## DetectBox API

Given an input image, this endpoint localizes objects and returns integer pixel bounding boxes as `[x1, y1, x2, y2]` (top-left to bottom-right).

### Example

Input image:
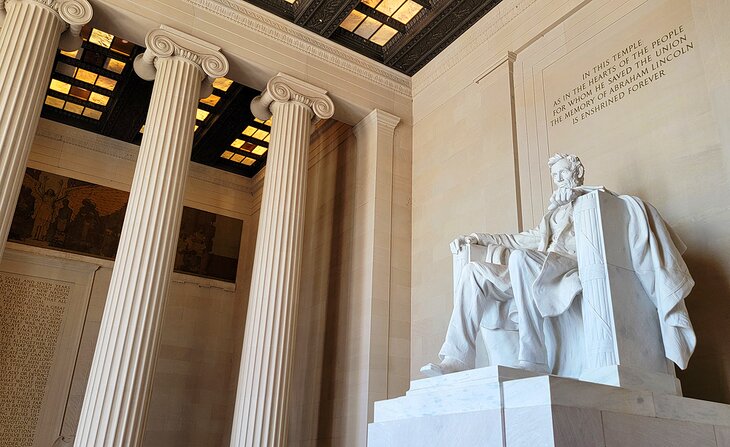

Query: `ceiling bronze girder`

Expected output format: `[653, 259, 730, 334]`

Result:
[354, 3, 407, 33]
[385, 0, 499, 75]
[295, 0, 361, 37]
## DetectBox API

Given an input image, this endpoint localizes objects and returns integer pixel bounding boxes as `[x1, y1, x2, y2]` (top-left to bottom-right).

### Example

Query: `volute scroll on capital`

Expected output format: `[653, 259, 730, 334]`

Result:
[251, 73, 335, 123]
[133, 25, 229, 98]
[0, 0, 93, 50]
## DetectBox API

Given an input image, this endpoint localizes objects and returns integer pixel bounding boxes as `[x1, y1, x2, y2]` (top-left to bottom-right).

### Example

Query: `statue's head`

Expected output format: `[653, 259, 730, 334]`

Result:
[548, 153, 584, 188]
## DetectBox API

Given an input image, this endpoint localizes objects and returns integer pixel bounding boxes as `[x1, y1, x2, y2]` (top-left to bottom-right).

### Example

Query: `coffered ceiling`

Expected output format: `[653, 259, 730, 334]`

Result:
[243, 0, 503, 75]
[40, 2, 504, 178]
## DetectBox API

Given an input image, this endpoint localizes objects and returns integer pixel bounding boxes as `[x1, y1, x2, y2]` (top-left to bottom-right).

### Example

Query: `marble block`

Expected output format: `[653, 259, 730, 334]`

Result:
[368, 367, 730, 447]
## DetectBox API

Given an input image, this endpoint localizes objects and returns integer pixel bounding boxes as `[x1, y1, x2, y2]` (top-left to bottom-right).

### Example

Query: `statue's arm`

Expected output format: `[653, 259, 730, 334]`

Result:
[471, 227, 541, 251]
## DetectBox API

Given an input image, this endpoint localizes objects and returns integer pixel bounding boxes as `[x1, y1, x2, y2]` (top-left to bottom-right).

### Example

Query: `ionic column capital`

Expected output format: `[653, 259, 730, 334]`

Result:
[133, 25, 229, 98]
[251, 72, 335, 123]
[0, 0, 93, 50]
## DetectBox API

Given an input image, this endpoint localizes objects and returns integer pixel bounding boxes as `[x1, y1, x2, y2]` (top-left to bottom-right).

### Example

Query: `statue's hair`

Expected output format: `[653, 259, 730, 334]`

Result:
[548, 153, 584, 180]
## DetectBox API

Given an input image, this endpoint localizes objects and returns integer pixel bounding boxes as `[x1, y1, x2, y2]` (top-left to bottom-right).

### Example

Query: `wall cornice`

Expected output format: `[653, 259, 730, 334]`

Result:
[184, 0, 412, 97]
[34, 119, 254, 194]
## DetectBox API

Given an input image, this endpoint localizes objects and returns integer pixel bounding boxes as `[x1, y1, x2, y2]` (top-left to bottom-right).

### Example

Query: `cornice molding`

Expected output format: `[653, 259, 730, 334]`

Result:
[183, 0, 412, 97]
[34, 119, 253, 194]
[412, 0, 537, 95]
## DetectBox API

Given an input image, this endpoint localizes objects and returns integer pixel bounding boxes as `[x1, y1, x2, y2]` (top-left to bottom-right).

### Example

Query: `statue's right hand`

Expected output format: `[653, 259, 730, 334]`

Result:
[450, 234, 480, 254]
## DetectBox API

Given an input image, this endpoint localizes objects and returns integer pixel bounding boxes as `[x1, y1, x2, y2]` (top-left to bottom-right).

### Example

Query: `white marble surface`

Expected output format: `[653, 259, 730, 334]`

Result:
[376, 366, 537, 423]
[369, 368, 730, 447]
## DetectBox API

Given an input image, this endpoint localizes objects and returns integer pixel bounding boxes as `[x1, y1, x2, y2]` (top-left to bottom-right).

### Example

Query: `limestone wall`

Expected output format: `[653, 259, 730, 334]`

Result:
[0, 119, 256, 446]
[411, 0, 730, 404]
[2, 114, 409, 446]
[287, 115, 411, 447]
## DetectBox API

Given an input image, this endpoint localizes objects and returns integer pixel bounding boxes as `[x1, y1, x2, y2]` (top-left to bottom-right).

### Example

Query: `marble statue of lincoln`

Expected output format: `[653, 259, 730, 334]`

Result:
[421, 153, 696, 377]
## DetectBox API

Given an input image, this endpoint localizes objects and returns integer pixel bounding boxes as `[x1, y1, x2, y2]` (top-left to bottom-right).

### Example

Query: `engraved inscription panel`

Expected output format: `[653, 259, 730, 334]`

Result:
[0, 273, 71, 447]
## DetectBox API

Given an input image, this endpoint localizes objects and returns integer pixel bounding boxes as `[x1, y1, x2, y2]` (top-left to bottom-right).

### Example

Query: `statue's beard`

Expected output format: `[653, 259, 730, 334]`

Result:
[559, 176, 582, 189]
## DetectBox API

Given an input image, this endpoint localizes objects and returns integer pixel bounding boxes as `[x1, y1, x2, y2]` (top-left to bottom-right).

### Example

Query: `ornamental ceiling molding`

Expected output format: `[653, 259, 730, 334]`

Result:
[412, 0, 538, 95]
[184, 0, 412, 97]
[35, 120, 254, 194]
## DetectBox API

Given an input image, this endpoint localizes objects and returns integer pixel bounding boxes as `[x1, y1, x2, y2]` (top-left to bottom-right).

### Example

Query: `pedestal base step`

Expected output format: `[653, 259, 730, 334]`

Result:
[368, 366, 730, 447]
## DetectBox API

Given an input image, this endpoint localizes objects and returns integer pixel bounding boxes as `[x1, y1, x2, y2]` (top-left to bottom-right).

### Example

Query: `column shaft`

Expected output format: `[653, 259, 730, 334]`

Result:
[231, 101, 313, 446]
[74, 56, 202, 447]
[0, 1, 64, 259]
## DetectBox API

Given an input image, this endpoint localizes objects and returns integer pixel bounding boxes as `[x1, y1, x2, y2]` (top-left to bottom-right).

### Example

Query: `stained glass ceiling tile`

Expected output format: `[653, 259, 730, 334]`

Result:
[242, 157, 256, 166]
[221, 150, 235, 159]
[196, 109, 210, 121]
[200, 94, 221, 107]
[56, 62, 77, 77]
[104, 58, 126, 74]
[75, 68, 98, 84]
[212, 77, 233, 92]
[230, 153, 245, 163]
[110, 38, 134, 56]
[252, 129, 269, 140]
[242, 126, 257, 137]
[254, 117, 273, 126]
[69, 85, 91, 101]
[231, 139, 245, 149]
[89, 29, 114, 48]
[341, 10, 367, 32]
[89, 92, 110, 106]
[376, 0, 406, 16]
[354, 17, 382, 39]
[45, 96, 65, 109]
[370, 24, 398, 46]
[50, 79, 71, 95]
[60, 49, 82, 59]
[64, 102, 84, 115]
[392, 0, 422, 23]
[253, 146, 267, 156]
[362, 0, 380, 7]
[95, 76, 117, 91]
[243, 142, 256, 152]
[83, 108, 103, 120]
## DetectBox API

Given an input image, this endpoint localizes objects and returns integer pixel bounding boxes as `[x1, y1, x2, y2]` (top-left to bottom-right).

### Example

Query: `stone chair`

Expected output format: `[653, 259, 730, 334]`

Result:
[452, 190, 681, 395]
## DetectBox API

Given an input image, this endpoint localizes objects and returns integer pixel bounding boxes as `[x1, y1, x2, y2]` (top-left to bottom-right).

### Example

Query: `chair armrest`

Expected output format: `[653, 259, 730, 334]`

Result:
[452, 243, 492, 300]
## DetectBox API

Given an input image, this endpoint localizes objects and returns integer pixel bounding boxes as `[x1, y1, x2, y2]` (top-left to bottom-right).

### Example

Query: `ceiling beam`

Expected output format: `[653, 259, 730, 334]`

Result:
[385, 0, 498, 75]
[354, 3, 407, 33]
[294, 0, 360, 37]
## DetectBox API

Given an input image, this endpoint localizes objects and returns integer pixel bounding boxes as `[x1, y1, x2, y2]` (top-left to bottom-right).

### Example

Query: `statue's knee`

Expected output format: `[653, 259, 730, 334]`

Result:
[508, 249, 527, 265]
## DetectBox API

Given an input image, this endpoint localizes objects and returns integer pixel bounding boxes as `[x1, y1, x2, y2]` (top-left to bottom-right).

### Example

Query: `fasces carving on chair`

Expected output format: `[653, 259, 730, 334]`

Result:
[422, 154, 695, 395]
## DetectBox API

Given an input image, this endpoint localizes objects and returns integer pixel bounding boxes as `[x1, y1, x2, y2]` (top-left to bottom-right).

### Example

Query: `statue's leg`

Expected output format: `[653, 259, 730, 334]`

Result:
[480, 328, 519, 367]
[434, 262, 512, 372]
[508, 249, 551, 373]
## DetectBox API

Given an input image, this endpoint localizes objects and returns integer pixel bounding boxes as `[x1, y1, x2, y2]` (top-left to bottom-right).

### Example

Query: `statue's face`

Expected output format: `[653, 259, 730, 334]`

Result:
[550, 158, 582, 188]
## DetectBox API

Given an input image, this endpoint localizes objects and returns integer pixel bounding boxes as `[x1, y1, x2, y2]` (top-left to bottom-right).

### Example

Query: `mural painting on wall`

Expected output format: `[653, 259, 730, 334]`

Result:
[9, 168, 243, 282]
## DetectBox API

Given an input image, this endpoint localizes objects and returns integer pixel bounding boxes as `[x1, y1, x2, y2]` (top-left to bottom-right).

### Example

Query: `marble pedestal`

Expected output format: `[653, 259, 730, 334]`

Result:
[368, 366, 730, 447]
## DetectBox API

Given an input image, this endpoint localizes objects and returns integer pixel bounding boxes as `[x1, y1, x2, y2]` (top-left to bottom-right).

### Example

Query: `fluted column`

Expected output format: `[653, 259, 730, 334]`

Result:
[0, 0, 92, 260]
[231, 73, 334, 446]
[74, 26, 228, 447]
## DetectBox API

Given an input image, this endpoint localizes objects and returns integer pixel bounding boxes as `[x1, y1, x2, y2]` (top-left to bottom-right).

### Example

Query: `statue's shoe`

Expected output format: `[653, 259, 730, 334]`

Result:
[420, 357, 468, 377]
